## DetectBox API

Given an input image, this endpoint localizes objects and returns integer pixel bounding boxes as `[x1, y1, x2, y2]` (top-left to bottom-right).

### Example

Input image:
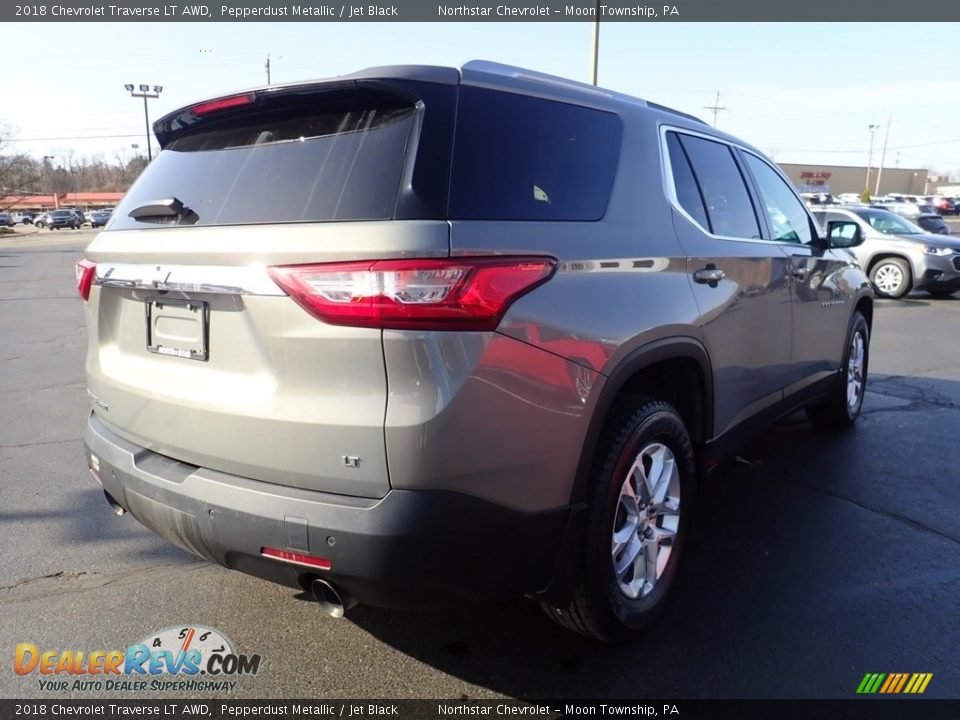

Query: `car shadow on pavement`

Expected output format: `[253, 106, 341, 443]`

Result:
[339, 378, 960, 698]
[0, 486, 197, 566]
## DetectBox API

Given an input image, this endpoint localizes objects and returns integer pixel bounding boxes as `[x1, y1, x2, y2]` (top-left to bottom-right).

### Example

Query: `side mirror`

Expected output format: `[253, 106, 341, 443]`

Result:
[825, 220, 863, 249]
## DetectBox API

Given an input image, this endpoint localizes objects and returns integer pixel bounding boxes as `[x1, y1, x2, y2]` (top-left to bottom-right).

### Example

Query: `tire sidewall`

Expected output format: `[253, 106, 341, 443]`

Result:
[841, 313, 870, 421]
[870, 259, 911, 298]
[586, 407, 695, 634]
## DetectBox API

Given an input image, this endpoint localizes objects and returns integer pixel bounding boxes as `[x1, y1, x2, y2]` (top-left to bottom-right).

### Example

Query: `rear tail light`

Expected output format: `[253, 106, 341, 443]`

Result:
[75, 259, 96, 301]
[269, 257, 555, 331]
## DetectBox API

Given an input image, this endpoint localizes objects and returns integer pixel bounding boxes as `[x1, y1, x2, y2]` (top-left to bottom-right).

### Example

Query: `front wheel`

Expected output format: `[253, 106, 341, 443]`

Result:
[541, 399, 695, 642]
[870, 258, 912, 299]
[807, 311, 869, 429]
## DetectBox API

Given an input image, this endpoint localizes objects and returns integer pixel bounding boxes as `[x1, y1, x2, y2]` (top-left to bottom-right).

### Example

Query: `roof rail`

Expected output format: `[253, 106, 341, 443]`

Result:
[645, 101, 708, 126]
[462, 60, 706, 124]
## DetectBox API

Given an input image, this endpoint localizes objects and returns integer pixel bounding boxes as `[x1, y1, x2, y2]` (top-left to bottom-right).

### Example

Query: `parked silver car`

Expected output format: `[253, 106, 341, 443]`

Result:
[812, 206, 960, 298]
[79, 61, 873, 641]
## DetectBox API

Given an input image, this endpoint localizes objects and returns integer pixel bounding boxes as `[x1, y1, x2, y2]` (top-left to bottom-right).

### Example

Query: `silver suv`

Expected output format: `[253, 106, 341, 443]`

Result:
[79, 62, 873, 641]
[812, 206, 960, 298]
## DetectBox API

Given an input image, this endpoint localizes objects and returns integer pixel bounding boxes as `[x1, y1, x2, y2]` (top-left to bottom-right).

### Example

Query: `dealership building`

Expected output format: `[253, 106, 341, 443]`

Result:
[777, 163, 934, 196]
[1, 192, 124, 213]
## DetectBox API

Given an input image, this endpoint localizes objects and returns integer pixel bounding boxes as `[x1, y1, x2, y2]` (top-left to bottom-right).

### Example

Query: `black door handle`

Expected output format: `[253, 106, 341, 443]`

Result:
[693, 266, 725, 286]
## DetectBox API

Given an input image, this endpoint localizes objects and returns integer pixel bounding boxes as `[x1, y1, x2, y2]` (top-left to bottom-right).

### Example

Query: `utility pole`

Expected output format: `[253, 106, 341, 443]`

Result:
[895, 151, 901, 168]
[703, 92, 726, 128]
[865, 124, 879, 195]
[875, 117, 891, 196]
[589, 0, 600, 85]
[265, 54, 271, 85]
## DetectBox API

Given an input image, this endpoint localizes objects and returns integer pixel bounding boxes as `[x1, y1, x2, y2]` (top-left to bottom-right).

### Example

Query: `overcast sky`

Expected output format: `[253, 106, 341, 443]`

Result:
[6, 22, 960, 174]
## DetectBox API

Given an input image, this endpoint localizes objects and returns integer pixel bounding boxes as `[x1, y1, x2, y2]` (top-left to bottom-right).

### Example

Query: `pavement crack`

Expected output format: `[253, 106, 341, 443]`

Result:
[0, 438, 82, 449]
[785, 479, 960, 548]
[0, 560, 210, 605]
[867, 377, 960, 411]
[1, 570, 87, 591]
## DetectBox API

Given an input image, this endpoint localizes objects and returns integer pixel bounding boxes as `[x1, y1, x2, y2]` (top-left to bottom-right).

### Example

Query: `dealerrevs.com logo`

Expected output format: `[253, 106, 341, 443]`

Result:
[14, 625, 262, 693]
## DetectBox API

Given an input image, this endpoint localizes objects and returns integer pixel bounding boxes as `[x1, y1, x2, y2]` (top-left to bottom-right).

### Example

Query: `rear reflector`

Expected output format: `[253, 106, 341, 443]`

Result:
[268, 257, 556, 331]
[75, 259, 96, 301]
[261, 547, 332, 570]
[191, 93, 255, 116]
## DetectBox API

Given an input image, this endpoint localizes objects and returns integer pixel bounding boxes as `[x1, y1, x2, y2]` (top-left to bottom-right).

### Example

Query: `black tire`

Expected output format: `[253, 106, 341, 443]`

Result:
[541, 398, 695, 642]
[807, 311, 869, 429]
[869, 257, 912, 299]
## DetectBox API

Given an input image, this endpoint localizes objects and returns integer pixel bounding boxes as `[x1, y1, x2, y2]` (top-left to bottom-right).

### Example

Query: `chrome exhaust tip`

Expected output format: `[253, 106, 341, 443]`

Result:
[310, 578, 356, 618]
[103, 490, 125, 515]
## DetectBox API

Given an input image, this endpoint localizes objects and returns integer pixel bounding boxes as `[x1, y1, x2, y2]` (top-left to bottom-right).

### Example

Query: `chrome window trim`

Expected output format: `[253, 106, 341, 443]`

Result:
[93, 263, 285, 296]
[658, 124, 818, 249]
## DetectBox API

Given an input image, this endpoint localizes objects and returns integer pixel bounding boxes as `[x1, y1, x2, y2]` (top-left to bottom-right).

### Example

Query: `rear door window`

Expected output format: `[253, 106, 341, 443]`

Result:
[448, 87, 621, 221]
[677, 134, 760, 240]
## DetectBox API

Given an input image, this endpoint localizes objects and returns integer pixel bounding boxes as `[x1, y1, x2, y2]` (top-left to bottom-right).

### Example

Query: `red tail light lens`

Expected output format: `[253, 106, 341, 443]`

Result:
[269, 257, 556, 331]
[191, 93, 255, 116]
[75, 259, 96, 301]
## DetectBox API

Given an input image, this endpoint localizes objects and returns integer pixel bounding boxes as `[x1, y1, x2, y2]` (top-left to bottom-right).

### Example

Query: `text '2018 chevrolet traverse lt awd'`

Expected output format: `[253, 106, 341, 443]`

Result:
[79, 62, 873, 641]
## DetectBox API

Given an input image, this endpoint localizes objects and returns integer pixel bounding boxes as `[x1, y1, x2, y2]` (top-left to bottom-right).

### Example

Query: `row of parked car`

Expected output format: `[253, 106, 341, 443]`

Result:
[800, 192, 953, 236]
[0, 208, 113, 229]
[811, 204, 960, 299]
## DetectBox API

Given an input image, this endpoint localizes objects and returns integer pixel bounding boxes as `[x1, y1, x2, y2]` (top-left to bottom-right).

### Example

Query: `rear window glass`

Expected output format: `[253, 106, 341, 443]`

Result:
[110, 90, 416, 230]
[448, 87, 621, 221]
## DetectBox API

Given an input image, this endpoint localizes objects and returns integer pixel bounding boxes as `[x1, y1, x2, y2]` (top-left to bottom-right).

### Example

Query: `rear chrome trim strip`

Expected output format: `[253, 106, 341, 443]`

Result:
[94, 263, 285, 296]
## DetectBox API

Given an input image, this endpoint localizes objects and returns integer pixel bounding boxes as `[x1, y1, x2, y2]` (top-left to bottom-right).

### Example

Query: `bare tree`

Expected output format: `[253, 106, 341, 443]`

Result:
[0, 127, 43, 210]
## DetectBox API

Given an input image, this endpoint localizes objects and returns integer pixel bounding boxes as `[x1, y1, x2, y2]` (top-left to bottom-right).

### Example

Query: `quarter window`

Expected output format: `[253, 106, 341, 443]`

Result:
[665, 133, 709, 230]
[742, 153, 813, 245]
[676, 134, 760, 240]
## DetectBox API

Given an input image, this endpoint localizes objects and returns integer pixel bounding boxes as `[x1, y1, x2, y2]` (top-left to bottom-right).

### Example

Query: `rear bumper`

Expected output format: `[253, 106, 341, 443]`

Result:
[84, 413, 570, 608]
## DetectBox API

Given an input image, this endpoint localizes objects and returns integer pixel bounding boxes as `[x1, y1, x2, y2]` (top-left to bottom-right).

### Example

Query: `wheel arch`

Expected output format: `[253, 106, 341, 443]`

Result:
[866, 252, 915, 279]
[540, 335, 712, 605]
[570, 336, 713, 507]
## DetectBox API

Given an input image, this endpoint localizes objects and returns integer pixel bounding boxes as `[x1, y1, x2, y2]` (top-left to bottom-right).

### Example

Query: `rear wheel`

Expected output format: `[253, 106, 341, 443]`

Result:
[807, 311, 869, 429]
[541, 399, 695, 642]
[869, 258, 911, 299]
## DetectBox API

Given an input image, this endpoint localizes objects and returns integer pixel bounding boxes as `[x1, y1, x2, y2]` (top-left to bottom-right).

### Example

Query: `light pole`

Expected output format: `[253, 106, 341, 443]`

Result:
[589, 0, 600, 85]
[864, 124, 879, 196]
[124, 84, 163, 162]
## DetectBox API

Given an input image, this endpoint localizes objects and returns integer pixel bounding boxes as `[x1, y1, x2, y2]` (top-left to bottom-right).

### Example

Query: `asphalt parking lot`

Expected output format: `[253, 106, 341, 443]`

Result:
[1, 227, 958, 700]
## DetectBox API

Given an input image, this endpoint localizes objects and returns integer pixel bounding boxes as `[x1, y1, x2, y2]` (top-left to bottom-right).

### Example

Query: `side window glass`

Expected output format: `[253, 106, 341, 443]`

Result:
[742, 153, 814, 245]
[677, 134, 760, 240]
[666, 132, 710, 230]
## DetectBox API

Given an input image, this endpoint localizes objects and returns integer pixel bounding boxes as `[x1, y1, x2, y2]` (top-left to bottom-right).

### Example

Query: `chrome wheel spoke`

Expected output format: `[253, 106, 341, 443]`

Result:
[846, 331, 866, 410]
[614, 533, 643, 577]
[611, 441, 682, 599]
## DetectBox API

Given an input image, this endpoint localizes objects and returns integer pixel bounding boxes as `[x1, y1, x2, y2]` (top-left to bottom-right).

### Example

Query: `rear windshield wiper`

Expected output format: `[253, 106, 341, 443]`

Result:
[127, 197, 199, 225]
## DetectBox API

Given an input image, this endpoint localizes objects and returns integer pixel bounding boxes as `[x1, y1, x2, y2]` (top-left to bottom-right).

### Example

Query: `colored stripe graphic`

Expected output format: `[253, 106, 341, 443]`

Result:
[893, 673, 909, 693]
[857, 672, 933, 694]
